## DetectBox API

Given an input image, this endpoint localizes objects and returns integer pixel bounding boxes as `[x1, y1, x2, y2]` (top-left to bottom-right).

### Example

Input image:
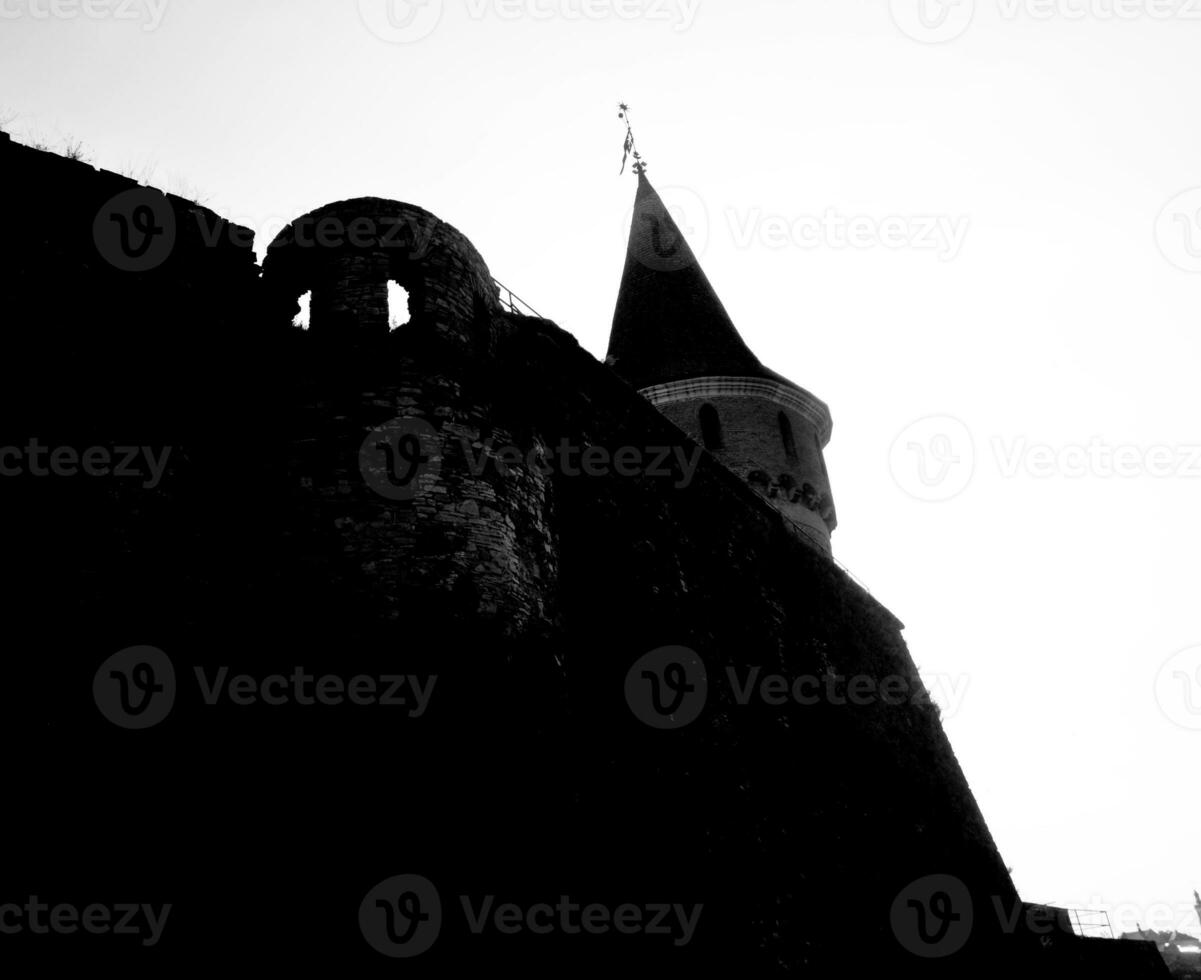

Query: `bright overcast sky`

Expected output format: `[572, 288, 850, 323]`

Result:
[3, 0, 1199, 937]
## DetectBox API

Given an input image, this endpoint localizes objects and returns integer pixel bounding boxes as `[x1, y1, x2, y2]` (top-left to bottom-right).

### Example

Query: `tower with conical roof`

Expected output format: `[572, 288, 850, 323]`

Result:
[606, 169, 838, 551]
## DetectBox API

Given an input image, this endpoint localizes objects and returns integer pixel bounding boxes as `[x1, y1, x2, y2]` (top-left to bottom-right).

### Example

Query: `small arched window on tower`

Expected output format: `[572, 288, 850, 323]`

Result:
[698, 403, 723, 451]
[779, 412, 798, 461]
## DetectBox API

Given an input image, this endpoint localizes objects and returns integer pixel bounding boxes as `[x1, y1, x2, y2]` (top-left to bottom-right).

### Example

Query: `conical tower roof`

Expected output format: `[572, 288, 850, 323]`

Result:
[607, 173, 793, 391]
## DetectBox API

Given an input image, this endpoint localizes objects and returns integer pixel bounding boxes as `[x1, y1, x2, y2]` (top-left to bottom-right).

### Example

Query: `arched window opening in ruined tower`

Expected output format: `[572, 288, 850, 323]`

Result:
[779, 411, 798, 460]
[699, 403, 723, 451]
[292, 290, 312, 330]
[387, 280, 411, 330]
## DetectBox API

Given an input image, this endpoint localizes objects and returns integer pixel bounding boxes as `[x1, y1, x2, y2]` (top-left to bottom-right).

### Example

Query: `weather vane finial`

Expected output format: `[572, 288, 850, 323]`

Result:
[618, 103, 647, 177]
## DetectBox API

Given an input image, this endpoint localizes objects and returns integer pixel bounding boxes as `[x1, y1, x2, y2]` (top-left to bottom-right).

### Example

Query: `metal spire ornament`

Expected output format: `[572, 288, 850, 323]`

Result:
[618, 103, 647, 177]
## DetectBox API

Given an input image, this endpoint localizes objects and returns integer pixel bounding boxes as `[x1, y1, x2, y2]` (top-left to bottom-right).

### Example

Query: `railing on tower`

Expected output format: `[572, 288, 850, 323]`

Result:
[792, 521, 874, 597]
[1065, 908, 1114, 940]
[493, 279, 544, 319]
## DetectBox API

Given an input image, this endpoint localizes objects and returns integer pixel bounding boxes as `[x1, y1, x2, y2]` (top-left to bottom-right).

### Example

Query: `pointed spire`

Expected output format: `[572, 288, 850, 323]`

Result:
[607, 171, 789, 391]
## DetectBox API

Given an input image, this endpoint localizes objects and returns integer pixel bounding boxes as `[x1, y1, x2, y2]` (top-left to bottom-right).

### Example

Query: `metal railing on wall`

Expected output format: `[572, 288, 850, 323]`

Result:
[493, 279, 543, 319]
[1066, 908, 1114, 940]
[792, 521, 874, 597]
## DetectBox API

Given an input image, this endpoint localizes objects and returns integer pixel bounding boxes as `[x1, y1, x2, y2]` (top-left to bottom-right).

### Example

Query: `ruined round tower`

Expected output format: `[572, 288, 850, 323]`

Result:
[606, 173, 837, 551]
[261, 198, 559, 636]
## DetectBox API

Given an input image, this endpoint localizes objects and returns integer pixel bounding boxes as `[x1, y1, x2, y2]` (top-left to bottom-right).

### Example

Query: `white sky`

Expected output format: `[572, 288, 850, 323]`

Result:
[3, 0, 1199, 937]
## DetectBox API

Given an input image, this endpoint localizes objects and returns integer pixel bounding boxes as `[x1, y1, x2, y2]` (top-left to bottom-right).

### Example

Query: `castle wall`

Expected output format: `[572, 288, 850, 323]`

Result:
[0, 131, 258, 329]
[266, 252, 1033, 967]
[0, 131, 262, 439]
[0, 154, 1159, 973]
[447, 315, 1023, 971]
